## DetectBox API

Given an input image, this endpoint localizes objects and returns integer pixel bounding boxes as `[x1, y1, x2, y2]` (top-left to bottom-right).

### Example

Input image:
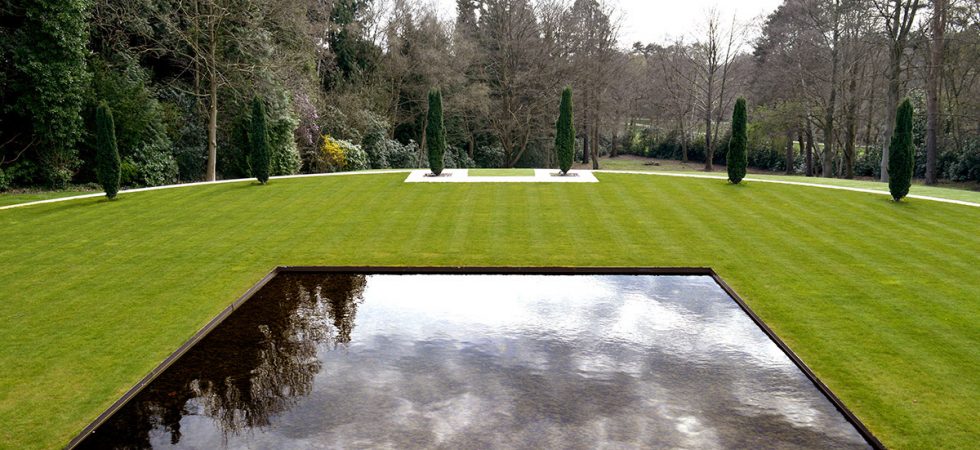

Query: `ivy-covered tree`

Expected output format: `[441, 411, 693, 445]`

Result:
[250, 97, 271, 184]
[5, 0, 91, 187]
[425, 89, 446, 175]
[888, 98, 914, 201]
[727, 98, 748, 184]
[95, 103, 121, 199]
[555, 87, 575, 174]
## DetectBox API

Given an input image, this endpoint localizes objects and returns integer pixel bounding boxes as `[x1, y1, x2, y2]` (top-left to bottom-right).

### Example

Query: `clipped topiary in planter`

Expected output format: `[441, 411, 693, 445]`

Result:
[555, 87, 575, 175]
[95, 102, 121, 199]
[250, 97, 271, 184]
[727, 97, 748, 184]
[426, 88, 446, 176]
[888, 98, 914, 201]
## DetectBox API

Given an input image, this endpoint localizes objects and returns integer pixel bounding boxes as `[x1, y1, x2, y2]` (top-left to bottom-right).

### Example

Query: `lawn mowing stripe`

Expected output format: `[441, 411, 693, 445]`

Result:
[0, 172, 977, 449]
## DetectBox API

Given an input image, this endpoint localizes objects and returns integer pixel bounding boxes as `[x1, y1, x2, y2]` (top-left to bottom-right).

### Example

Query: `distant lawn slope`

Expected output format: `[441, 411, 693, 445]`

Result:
[579, 155, 980, 203]
[0, 172, 977, 449]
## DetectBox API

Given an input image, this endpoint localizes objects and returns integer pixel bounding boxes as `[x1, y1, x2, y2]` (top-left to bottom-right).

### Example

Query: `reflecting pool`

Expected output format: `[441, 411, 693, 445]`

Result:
[76, 273, 871, 449]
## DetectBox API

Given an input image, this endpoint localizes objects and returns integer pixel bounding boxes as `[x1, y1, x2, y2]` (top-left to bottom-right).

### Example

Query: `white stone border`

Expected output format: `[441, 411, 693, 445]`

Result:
[404, 168, 598, 183]
[595, 170, 980, 208]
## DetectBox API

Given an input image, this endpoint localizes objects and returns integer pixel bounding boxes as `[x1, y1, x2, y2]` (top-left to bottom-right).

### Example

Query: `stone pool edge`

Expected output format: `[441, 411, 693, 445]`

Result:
[66, 266, 885, 450]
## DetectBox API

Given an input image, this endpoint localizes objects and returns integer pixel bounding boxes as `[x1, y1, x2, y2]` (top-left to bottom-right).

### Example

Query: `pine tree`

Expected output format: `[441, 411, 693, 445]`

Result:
[95, 102, 121, 199]
[888, 98, 914, 201]
[555, 87, 575, 174]
[250, 97, 271, 184]
[727, 97, 748, 184]
[426, 88, 446, 175]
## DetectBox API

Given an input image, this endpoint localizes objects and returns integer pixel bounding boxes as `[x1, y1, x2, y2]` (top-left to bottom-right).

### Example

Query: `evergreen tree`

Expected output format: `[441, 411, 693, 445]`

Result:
[8, 0, 91, 187]
[555, 87, 575, 174]
[426, 89, 446, 175]
[250, 97, 271, 184]
[888, 98, 914, 201]
[95, 103, 121, 199]
[727, 98, 748, 184]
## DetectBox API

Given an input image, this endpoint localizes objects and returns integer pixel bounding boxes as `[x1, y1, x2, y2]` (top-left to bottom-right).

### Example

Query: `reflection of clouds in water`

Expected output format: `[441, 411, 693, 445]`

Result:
[361, 275, 797, 374]
[347, 275, 864, 446]
[98, 274, 870, 449]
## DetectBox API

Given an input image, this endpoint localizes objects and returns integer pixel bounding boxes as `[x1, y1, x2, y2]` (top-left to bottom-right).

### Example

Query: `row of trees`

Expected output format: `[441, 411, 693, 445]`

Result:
[1, 0, 976, 191]
[631, 0, 976, 183]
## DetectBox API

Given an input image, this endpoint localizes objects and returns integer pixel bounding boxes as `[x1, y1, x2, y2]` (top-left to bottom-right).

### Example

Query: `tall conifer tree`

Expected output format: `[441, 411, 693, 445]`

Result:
[250, 97, 271, 184]
[555, 87, 575, 174]
[727, 98, 748, 184]
[888, 98, 914, 201]
[426, 89, 446, 175]
[95, 102, 121, 199]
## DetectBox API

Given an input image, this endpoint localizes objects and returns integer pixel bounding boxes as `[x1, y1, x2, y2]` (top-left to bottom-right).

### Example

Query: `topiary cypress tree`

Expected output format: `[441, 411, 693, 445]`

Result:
[250, 97, 271, 184]
[95, 102, 121, 199]
[727, 97, 748, 184]
[888, 98, 914, 201]
[555, 87, 575, 174]
[426, 88, 446, 175]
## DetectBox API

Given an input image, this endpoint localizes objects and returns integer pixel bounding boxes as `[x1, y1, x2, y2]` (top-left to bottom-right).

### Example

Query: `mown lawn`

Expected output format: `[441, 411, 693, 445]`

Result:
[579, 155, 980, 203]
[0, 188, 99, 207]
[468, 168, 536, 176]
[0, 172, 978, 449]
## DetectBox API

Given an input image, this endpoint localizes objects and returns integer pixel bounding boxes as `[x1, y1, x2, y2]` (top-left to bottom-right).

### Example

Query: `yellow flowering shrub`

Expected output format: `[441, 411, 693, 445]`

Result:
[320, 135, 347, 172]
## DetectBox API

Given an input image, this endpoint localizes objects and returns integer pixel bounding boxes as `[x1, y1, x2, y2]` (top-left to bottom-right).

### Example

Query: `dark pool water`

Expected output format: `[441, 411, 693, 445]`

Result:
[76, 273, 870, 449]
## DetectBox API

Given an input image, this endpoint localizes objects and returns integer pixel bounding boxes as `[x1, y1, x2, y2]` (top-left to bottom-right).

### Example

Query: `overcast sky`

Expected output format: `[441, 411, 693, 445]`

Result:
[432, 0, 785, 47]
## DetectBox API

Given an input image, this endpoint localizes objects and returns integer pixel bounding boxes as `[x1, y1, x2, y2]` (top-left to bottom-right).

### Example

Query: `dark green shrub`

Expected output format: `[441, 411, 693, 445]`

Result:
[888, 99, 914, 201]
[88, 60, 175, 186]
[222, 115, 253, 179]
[555, 87, 575, 174]
[727, 98, 748, 184]
[474, 145, 505, 168]
[95, 102, 121, 199]
[444, 145, 476, 169]
[425, 89, 446, 175]
[942, 137, 980, 183]
[250, 97, 271, 184]
[124, 143, 179, 187]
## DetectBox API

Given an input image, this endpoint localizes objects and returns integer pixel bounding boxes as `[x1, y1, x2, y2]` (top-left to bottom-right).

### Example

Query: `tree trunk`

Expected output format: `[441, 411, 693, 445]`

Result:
[418, 115, 427, 168]
[206, 65, 218, 182]
[468, 133, 475, 160]
[844, 120, 856, 179]
[704, 80, 714, 171]
[880, 49, 901, 182]
[823, 2, 840, 178]
[680, 118, 689, 163]
[785, 129, 795, 175]
[582, 92, 590, 164]
[925, 0, 945, 185]
[592, 119, 599, 169]
[805, 124, 815, 177]
[582, 126, 590, 165]
[797, 129, 805, 175]
[880, 0, 919, 182]
[843, 61, 860, 179]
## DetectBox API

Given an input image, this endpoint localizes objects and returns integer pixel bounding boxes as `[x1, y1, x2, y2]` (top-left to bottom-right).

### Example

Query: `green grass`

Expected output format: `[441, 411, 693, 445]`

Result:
[1, 173, 978, 449]
[578, 156, 980, 203]
[0, 187, 99, 207]
[468, 168, 536, 177]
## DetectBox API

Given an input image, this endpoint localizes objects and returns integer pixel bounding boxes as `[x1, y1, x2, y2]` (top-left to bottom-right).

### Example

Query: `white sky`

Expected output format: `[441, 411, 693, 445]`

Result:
[432, 0, 785, 47]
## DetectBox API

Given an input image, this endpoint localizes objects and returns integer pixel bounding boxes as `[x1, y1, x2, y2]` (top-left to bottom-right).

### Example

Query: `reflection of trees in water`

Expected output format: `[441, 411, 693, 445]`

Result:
[77, 273, 366, 449]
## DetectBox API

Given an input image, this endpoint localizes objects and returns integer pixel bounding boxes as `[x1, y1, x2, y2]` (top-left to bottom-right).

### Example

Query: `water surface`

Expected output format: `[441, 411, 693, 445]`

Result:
[77, 273, 870, 449]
